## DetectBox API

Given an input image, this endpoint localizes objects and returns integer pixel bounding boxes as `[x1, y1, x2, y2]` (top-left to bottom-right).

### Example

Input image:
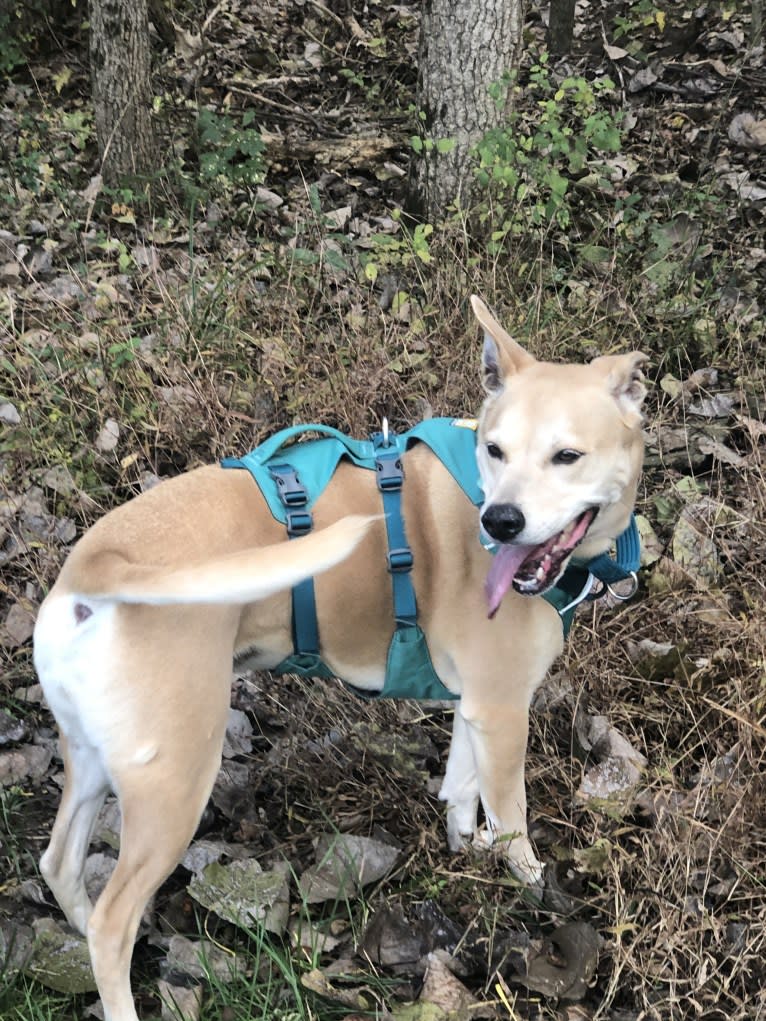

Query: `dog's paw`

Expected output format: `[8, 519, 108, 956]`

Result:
[472, 825, 496, 851]
[472, 828, 544, 885]
[505, 837, 545, 888]
[445, 800, 480, 853]
[446, 816, 475, 853]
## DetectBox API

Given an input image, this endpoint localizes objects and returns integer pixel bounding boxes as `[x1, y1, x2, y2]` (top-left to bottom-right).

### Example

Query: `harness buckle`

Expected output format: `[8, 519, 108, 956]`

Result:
[285, 509, 313, 537]
[387, 547, 414, 572]
[270, 463, 308, 508]
[269, 463, 313, 536]
[375, 453, 404, 492]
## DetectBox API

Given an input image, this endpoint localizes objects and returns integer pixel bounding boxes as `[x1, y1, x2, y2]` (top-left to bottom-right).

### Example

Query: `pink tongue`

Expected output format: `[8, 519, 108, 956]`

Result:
[485, 543, 536, 619]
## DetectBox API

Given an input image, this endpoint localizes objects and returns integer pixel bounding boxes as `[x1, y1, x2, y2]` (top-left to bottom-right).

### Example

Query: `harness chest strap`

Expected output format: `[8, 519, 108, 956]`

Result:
[266, 461, 331, 677]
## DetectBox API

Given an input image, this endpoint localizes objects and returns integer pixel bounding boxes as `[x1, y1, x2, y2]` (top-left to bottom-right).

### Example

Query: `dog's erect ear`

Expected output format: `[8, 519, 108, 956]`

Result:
[590, 351, 649, 426]
[471, 295, 536, 393]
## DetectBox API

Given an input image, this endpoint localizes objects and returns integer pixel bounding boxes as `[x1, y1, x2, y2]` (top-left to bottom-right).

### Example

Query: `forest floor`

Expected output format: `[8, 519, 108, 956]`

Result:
[1, 2, 765, 1020]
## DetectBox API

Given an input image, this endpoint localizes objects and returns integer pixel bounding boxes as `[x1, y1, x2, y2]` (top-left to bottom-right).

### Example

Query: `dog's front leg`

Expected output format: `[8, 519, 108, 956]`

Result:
[439, 707, 481, 851]
[459, 700, 543, 886]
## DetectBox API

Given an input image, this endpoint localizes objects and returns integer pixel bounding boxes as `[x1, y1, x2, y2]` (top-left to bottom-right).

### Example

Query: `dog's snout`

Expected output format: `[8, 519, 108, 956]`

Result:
[481, 503, 526, 542]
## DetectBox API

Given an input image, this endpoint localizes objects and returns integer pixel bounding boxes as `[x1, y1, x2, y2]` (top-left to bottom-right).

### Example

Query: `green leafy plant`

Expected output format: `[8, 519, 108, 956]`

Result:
[107, 336, 141, 369]
[0, 784, 34, 881]
[613, 0, 666, 55]
[197, 107, 265, 187]
[339, 66, 381, 102]
[362, 217, 433, 283]
[474, 55, 623, 242]
[0, 7, 27, 73]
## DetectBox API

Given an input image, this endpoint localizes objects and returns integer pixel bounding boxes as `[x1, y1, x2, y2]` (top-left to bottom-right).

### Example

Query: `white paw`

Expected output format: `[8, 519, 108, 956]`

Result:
[446, 815, 474, 853]
[505, 837, 544, 888]
[472, 826, 496, 850]
[445, 799, 480, 853]
[474, 828, 544, 887]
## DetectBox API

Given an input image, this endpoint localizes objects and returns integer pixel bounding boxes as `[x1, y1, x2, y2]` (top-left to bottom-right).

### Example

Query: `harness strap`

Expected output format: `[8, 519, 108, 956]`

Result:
[371, 429, 418, 626]
[268, 463, 322, 662]
[264, 426, 422, 671]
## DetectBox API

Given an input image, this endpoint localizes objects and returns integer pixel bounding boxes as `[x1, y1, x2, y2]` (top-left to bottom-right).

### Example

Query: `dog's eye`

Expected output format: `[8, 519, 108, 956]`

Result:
[486, 442, 504, 461]
[552, 449, 583, 465]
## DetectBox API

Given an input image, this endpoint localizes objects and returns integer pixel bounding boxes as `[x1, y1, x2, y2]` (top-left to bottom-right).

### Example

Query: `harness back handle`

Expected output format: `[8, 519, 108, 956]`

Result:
[248, 423, 373, 467]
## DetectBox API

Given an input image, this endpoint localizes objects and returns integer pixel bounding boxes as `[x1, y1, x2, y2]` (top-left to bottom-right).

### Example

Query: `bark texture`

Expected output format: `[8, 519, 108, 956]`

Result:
[411, 0, 523, 220]
[547, 0, 576, 55]
[89, 0, 157, 186]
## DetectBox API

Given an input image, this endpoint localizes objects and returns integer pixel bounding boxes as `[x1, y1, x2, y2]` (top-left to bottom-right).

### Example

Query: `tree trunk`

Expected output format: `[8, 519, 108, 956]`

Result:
[753, 0, 763, 47]
[89, 0, 157, 187]
[547, 0, 576, 55]
[410, 0, 524, 221]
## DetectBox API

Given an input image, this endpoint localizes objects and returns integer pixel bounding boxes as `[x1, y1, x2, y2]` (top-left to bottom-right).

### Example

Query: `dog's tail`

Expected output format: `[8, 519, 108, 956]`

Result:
[72, 514, 375, 606]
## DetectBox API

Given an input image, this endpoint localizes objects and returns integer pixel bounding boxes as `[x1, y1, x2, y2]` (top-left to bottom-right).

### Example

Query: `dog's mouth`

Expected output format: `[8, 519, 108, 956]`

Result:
[485, 507, 598, 618]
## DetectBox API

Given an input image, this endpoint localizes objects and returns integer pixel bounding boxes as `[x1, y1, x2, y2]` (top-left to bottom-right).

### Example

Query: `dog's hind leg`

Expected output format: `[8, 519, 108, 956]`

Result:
[35, 595, 111, 934]
[40, 735, 109, 935]
[86, 661, 232, 1021]
[87, 758, 224, 1021]
[41, 602, 239, 1021]
[439, 708, 480, 851]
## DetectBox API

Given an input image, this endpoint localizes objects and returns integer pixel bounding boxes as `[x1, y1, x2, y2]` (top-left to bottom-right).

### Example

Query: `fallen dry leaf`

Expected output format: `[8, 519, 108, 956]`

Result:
[95, 417, 120, 452]
[157, 979, 203, 1021]
[299, 833, 401, 904]
[3, 602, 36, 647]
[672, 501, 723, 587]
[728, 112, 766, 150]
[300, 968, 373, 1010]
[418, 953, 479, 1014]
[510, 922, 601, 1001]
[188, 859, 291, 934]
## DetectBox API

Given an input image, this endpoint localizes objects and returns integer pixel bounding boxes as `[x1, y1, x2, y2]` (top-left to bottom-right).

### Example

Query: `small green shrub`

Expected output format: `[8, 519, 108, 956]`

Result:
[197, 107, 266, 188]
[474, 54, 623, 242]
[0, 7, 27, 73]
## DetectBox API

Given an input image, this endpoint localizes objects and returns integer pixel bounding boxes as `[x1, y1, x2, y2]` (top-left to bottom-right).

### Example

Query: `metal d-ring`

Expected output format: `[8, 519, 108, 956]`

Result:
[381, 416, 390, 447]
[605, 571, 639, 601]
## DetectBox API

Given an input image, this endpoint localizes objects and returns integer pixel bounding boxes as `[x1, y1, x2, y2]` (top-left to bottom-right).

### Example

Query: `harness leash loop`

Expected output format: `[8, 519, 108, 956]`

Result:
[605, 570, 639, 601]
[556, 571, 596, 619]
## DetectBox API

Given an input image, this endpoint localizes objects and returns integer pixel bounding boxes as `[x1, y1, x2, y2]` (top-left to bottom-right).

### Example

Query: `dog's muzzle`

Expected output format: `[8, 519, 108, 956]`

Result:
[481, 503, 526, 543]
[484, 507, 599, 618]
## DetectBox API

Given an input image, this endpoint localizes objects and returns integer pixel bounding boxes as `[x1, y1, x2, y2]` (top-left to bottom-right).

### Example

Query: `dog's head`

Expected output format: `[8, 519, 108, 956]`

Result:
[471, 295, 647, 617]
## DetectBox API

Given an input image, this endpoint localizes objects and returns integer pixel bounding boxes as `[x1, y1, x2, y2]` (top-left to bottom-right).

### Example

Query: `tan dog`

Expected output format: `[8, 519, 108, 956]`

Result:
[34, 296, 646, 1021]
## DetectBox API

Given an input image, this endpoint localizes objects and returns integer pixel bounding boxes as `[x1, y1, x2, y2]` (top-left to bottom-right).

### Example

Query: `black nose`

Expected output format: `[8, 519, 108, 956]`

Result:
[481, 503, 526, 542]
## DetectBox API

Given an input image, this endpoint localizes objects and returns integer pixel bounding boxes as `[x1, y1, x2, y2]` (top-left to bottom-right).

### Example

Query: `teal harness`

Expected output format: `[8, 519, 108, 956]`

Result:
[221, 419, 640, 701]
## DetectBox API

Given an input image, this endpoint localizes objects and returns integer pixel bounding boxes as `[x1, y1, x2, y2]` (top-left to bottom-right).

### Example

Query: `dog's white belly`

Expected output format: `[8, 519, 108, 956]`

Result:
[324, 658, 386, 692]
